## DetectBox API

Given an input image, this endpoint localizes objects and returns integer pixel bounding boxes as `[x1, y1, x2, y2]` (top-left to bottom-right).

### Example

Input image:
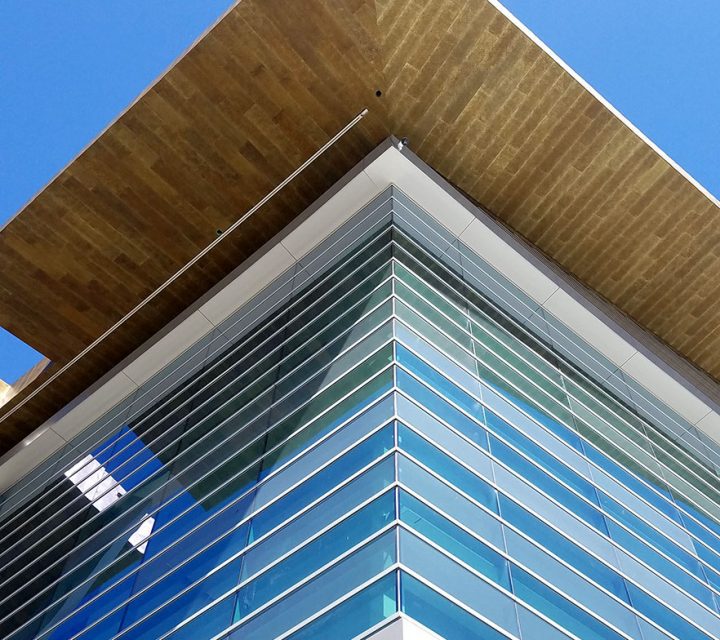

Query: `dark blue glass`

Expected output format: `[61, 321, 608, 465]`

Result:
[247, 424, 394, 542]
[234, 491, 395, 622]
[222, 531, 397, 640]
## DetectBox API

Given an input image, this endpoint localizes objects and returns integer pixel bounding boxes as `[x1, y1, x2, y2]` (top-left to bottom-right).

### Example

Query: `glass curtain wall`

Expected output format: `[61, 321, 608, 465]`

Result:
[1, 189, 720, 640]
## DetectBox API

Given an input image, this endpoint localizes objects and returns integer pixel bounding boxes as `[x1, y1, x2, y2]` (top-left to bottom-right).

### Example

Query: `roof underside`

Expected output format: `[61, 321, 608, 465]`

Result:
[0, 0, 718, 454]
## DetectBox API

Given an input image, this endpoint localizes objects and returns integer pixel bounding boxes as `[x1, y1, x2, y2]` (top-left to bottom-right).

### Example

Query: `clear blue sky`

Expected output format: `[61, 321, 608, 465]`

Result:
[0, 0, 718, 381]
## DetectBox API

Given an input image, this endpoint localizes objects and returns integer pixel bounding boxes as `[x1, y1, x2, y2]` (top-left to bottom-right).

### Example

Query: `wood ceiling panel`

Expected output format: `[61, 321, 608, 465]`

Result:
[378, 0, 720, 384]
[1, 0, 718, 455]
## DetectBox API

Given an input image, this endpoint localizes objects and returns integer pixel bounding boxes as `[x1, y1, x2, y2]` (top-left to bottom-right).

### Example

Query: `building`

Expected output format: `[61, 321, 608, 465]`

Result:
[1, 2, 720, 640]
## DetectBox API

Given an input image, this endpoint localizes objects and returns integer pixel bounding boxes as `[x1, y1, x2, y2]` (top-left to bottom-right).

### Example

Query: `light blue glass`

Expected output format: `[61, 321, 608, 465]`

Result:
[397, 423, 498, 513]
[626, 582, 715, 640]
[498, 496, 630, 603]
[396, 398, 494, 483]
[503, 528, 642, 638]
[583, 441, 685, 526]
[399, 529, 519, 636]
[220, 530, 397, 640]
[400, 572, 511, 640]
[286, 572, 397, 640]
[598, 491, 709, 583]
[395, 320, 480, 397]
[397, 454, 504, 549]
[396, 370, 489, 450]
[510, 565, 626, 640]
[252, 393, 394, 506]
[486, 411, 602, 505]
[515, 605, 576, 640]
[399, 490, 510, 590]
[605, 517, 716, 608]
[395, 344, 484, 422]
[490, 434, 609, 534]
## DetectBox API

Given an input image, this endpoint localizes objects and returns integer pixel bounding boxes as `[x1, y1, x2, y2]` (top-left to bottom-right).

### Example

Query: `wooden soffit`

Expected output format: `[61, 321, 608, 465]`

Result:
[0, 0, 718, 454]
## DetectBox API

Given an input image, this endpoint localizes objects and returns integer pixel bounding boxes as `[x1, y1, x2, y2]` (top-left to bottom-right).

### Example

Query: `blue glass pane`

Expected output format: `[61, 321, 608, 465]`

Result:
[401, 572, 510, 640]
[248, 424, 394, 542]
[399, 529, 519, 636]
[234, 491, 395, 622]
[604, 518, 715, 608]
[222, 531, 397, 640]
[397, 454, 504, 549]
[241, 457, 395, 581]
[490, 435, 609, 535]
[510, 565, 625, 640]
[396, 371, 489, 449]
[498, 496, 630, 603]
[287, 573, 397, 640]
[485, 411, 601, 505]
[626, 582, 715, 640]
[397, 424, 498, 513]
[399, 490, 510, 590]
[395, 345, 485, 420]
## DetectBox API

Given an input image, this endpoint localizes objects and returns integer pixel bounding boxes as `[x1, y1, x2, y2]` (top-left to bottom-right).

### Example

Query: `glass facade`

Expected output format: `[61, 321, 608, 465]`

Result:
[1, 187, 720, 639]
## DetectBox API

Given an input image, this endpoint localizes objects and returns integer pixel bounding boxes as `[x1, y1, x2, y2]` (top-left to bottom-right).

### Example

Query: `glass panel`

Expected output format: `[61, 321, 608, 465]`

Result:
[399, 529, 519, 636]
[400, 572, 512, 640]
[510, 565, 626, 640]
[399, 491, 510, 590]
[286, 572, 397, 640]
[219, 530, 397, 640]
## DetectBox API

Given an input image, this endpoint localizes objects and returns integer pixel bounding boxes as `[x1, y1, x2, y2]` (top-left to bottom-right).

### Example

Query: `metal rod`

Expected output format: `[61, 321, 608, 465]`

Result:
[0, 108, 369, 429]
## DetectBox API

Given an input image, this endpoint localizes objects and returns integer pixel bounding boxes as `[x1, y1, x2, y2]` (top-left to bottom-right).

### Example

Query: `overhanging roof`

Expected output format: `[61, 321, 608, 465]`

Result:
[1, 0, 719, 454]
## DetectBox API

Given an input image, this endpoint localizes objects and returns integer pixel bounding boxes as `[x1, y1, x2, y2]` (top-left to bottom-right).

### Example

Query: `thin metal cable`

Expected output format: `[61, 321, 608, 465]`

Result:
[0, 108, 368, 430]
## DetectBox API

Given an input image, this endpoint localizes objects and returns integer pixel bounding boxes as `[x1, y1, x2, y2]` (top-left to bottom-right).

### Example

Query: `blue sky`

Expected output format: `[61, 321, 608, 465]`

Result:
[0, 0, 718, 381]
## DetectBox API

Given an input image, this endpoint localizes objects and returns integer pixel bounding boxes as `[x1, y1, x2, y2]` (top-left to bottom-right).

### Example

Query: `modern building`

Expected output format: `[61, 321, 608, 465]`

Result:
[1, 3, 720, 640]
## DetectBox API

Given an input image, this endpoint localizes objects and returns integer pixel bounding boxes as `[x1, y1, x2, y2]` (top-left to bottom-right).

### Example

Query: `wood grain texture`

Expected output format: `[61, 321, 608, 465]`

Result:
[0, 0, 718, 453]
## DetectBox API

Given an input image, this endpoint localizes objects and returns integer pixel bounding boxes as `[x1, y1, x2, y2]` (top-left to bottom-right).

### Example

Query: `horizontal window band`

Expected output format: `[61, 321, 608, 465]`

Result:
[0, 349, 395, 626]
[389, 265, 720, 547]
[0, 225, 390, 520]
[9, 415, 398, 639]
